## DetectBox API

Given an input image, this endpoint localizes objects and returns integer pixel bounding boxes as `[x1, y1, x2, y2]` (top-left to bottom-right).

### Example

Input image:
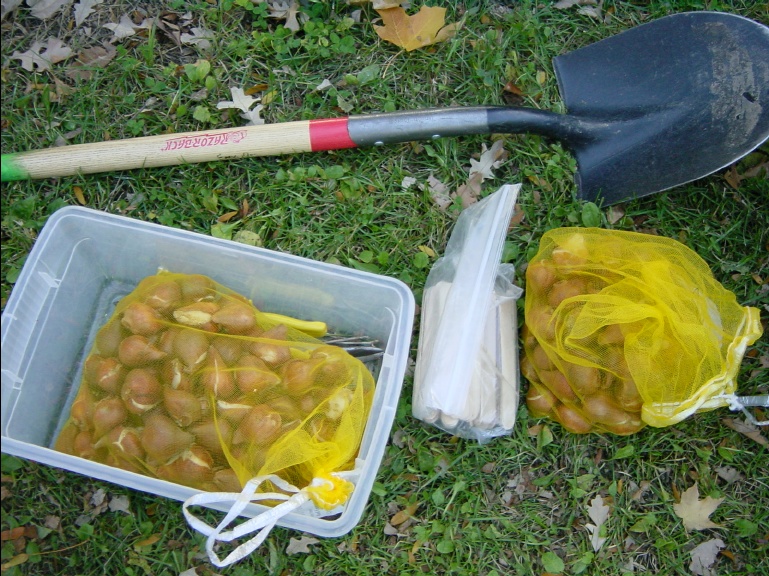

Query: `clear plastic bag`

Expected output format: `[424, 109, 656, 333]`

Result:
[412, 184, 523, 443]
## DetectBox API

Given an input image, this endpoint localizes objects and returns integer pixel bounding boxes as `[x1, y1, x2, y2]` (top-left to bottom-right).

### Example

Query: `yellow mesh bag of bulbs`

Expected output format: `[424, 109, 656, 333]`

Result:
[521, 228, 763, 434]
[54, 271, 375, 513]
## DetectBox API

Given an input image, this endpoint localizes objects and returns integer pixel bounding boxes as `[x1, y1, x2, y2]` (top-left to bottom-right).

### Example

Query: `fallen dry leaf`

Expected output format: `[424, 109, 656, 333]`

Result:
[103, 14, 152, 42]
[469, 139, 507, 181]
[585, 495, 610, 551]
[240, 105, 265, 126]
[133, 533, 161, 548]
[217, 210, 238, 223]
[1, 526, 25, 541]
[2, 0, 23, 21]
[43, 515, 61, 531]
[722, 417, 768, 447]
[383, 522, 402, 536]
[374, 6, 459, 52]
[630, 480, 651, 502]
[673, 484, 724, 532]
[103, 14, 138, 41]
[689, 538, 725, 576]
[715, 466, 745, 484]
[73, 186, 86, 205]
[27, 0, 72, 20]
[66, 43, 117, 80]
[606, 204, 625, 225]
[390, 502, 419, 525]
[286, 535, 319, 555]
[426, 173, 451, 210]
[50, 77, 75, 102]
[269, 0, 301, 32]
[1, 553, 29, 570]
[11, 37, 73, 71]
[454, 171, 483, 208]
[217, 86, 260, 114]
[73, 0, 102, 26]
[509, 205, 525, 227]
[554, 0, 603, 20]
[109, 494, 131, 513]
[181, 27, 214, 50]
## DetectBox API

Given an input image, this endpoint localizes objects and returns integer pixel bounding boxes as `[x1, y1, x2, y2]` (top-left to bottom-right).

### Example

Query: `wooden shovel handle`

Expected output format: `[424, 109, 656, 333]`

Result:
[1, 118, 356, 181]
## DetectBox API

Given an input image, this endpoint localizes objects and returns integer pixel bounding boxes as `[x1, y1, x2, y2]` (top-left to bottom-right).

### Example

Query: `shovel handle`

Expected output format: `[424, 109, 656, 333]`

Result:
[1, 107, 581, 182]
[1, 118, 356, 181]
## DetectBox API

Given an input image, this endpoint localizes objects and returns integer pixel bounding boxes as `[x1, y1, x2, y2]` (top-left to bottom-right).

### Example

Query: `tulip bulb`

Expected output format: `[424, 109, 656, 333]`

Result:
[173, 330, 209, 372]
[179, 274, 215, 301]
[189, 418, 232, 460]
[156, 445, 214, 488]
[121, 369, 161, 414]
[232, 405, 282, 446]
[235, 354, 281, 395]
[212, 336, 242, 365]
[213, 468, 242, 492]
[582, 394, 629, 426]
[94, 320, 125, 357]
[73, 430, 98, 459]
[563, 363, 603, 397]
[54, 422, 80, 454]
[526, 384, 558, 418]
[211, 302, 256, 333]
[527, 262, 557, 291]
[540, 369, 579, 404]
[547, 279, 585, 308]
[96, 425, 145, 462]
[282, 358, 324, 396]
[92, 396, 128, 439]
[88, 356, 125, 395]
[325, 388, 353, 420]
[311, 347, 352, 384]
[118, 335, 167, 367]
[199, 346, 237, 399]
[216, 399, 252, 424]
[161, 358, 193, 391]
[164, 387, 202, 427]
[250, 341, 291, 368]
[70, 387, 95, 430]
[554, 403, 593, 434]
[141, 413, 194, 464]
[143, 280, 182, 313]
[121, 301, 165, 335]
[173, 302, 219, 327]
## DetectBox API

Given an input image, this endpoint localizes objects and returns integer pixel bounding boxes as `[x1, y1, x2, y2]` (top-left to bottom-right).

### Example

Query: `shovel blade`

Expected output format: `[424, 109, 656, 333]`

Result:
[554, 12, 769, 205]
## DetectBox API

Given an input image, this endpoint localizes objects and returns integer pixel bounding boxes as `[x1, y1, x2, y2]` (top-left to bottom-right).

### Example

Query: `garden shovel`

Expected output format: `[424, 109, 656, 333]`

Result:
[2, 11, 768, 205]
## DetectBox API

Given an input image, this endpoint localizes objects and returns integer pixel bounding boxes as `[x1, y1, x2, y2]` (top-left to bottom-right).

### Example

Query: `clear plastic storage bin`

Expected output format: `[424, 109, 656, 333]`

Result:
[1, 206, 414, 537]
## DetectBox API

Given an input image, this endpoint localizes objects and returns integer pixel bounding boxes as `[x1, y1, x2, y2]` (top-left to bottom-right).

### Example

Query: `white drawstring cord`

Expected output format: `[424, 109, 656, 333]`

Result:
[713, 393, 769, 426]
[183, 470, 358, 567]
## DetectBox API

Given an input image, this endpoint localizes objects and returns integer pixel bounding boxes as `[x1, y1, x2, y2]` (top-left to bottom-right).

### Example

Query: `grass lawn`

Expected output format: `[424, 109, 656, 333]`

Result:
[1, 1, 767, 575]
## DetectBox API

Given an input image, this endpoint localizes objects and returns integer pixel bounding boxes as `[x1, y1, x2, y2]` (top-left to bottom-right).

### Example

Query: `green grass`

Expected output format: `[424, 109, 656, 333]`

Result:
[2, 1, 768, 575]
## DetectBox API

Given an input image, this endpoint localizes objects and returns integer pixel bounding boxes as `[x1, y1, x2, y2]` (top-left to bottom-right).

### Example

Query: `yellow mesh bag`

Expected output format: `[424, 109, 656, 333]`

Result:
[521, 228, 763, 433]
[55, 271, 375, 511]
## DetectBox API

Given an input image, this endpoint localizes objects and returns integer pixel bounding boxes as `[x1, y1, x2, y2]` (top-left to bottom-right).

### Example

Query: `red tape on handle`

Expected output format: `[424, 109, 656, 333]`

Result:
[309, 118, 357, 151]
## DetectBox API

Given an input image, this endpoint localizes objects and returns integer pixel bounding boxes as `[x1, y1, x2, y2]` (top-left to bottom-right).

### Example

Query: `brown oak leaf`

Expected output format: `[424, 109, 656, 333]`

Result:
[11, 37, 72, 71]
